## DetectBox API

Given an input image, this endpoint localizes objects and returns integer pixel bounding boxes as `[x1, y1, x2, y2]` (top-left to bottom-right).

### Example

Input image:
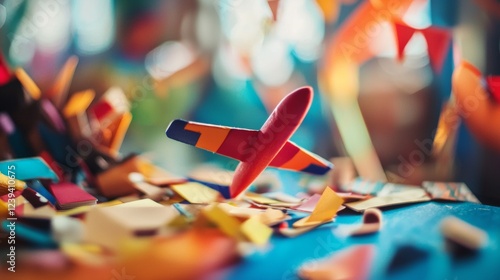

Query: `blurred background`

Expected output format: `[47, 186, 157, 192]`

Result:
[0, 0, 499, 205]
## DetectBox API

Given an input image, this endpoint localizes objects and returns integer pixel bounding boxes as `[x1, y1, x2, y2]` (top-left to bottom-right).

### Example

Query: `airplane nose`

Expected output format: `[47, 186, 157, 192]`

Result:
[166, 119, 199, 146]
[275, 86, 313, 123]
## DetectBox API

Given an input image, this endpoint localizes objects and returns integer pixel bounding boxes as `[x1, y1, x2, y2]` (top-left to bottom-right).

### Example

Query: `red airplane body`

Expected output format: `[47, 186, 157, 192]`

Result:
[166, 87, 333, 198]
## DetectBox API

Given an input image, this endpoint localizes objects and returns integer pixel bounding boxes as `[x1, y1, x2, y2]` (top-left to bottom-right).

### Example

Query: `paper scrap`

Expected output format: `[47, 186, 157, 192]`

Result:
[350, 208, 383, 236]
[293, 187, 344, 228]
[201, 205, 242, 239]
[440, 216, 487, 250]
[171, 182, 220, 204]
[345, 189, 430, 212]
[0, 172, 26, 195]
[240, 217, 273, 245]
[423, 181, 480, 203]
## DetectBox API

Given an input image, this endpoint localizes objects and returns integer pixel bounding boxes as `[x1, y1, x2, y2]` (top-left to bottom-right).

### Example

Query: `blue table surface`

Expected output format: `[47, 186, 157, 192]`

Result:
[222, 172, 500, 280]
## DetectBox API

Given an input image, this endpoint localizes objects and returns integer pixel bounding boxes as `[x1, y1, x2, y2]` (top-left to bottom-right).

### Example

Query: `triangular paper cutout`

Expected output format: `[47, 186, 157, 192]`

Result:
[421, 26, 451, 73]
[394, 22, 416, 61]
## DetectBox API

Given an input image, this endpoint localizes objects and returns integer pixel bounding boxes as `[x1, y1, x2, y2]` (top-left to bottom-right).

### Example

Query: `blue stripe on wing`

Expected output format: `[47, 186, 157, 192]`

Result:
[165, 119, 200, 146]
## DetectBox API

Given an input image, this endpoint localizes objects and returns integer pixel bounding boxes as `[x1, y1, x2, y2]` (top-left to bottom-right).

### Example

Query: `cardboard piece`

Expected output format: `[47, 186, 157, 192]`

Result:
[422, 181, 480, 203]
[84, 199, 179, 251]
[345, 188, 430, 212]
[47, 182, 97, 210]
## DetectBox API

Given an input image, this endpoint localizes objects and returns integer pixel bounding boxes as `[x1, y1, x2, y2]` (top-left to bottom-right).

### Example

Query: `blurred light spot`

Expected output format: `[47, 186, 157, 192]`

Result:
[9, 20, 36, 65]
[73, 0, 114, 55]
[194, 0, 221, 52]
[32, 0, 71, 54]
[404, 32, 429, 58]
[402, 0, 431, 29]
[0, 4, 6, 28]
[145, 41, 196, 80]
[251, 36, 294, 87]
[218, 0, 271, 54]
[369, 22, 397, 58]
[212, 45, 248, 92]
[276, 0, 325, 62]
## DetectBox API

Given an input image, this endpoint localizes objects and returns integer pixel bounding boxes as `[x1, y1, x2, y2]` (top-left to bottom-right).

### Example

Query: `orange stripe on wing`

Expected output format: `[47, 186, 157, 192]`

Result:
[185, 122, 231, 152]
[279, 148, 326, 171]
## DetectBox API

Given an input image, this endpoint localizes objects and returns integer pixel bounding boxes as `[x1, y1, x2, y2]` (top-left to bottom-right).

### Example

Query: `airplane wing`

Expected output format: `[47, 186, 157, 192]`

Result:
[269, 141, 333, 175]
[166, 119, 258, 161]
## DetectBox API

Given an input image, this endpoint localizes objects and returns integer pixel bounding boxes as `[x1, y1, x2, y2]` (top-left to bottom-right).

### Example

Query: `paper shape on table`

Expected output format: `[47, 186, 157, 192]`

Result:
[263, 192, 303, 203]
[21, 187, 53, 208]
[23, 204, 56, 218]
[0, 157, 59, 182]
[298, 245, 375, 280]
[336, 192, 369, 202]
[0, 172, 26, 195]
[342, 177, 384, 195]
[240, 216, 273, 246]
[49, 56, 79, 108]
[62, 89, 95, 118]
[137, 157, 187, 186]
[293, 193, 321, 212]
[377, 183, 422, 197]
[56, 199, 122, 217]
[171, 182, 220, 204]
[293, 187, 344, 228]
[47, 182, 97, 210]
[349, 208, 383, 236]
[245, 192, 301, 207]
[440, 216, 487, 251]
[129, 173, 165, 201]
[345, 188, 430, 212]
[15, 68, 41, 100]
[387, 244, 429, 272]
[218, 203, 289, 226]
[201, 205, 242, 239]
[422, 181, 480, 203]
[84, 199, 179, 251]
[27, 180, 56, 205]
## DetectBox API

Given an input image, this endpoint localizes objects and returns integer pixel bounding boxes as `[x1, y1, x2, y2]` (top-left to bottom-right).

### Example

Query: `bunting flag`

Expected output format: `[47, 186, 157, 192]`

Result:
[486, 75, 500, 103]
[0, 53, 10, 85]
[393, 21, 452, 73]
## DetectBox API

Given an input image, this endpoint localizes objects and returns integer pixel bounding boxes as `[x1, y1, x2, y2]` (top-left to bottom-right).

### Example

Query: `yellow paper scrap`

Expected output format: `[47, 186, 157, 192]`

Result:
[293, 187, 344, 228]
[241, 217, 273, 245]
[171, 182, 220, 204]
[63, 89, 95, 117]
[0, 200, 8, 219]
[202, 205, 242, 239]
[15, 68, 41, 100]
[0, 172, 26, 195]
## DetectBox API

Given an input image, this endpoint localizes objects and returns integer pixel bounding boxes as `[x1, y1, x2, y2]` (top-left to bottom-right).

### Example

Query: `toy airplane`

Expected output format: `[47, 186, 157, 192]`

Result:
[165, 87, 333, 198]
